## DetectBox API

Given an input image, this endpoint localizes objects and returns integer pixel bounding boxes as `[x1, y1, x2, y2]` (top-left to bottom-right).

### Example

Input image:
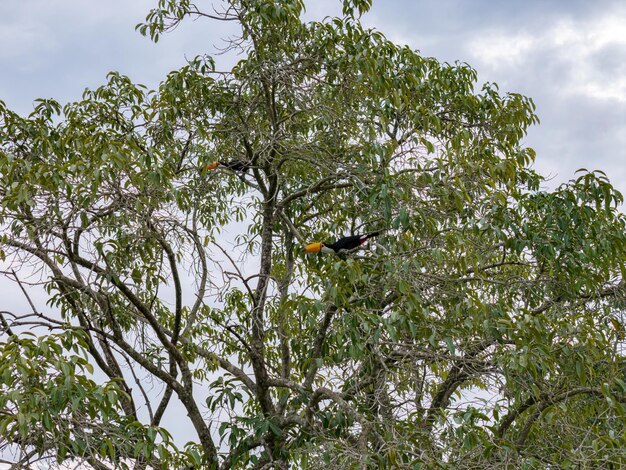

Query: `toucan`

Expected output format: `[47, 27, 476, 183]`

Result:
[206, 160, 250, 173]
[304, 231, 382, 254]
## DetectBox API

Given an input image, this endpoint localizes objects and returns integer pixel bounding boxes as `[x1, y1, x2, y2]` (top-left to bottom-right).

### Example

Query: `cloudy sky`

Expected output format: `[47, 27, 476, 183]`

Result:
[1, 0, 625, 453]
[1, 0, 625, 195]
[363, 0, 626, 194]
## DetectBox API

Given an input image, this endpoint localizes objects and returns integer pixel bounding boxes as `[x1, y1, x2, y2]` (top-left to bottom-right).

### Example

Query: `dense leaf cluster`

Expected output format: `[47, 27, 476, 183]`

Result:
[1, 0, 625, 468]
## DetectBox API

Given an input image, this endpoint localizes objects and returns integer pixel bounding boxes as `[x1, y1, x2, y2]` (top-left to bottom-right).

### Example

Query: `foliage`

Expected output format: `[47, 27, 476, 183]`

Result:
[1, 0, 625, 468]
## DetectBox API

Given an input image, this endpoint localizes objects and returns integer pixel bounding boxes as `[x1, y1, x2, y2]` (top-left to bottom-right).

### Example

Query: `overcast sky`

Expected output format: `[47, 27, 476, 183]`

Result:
[1, 0, 625, 195]
[364, 0, 626, 195]
[1, 0, 625, 454]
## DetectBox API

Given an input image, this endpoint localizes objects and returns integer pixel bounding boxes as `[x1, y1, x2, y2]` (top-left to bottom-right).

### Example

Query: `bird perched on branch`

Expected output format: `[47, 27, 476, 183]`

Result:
[304, 231, 382, 254]
[206, 160, 250, 173]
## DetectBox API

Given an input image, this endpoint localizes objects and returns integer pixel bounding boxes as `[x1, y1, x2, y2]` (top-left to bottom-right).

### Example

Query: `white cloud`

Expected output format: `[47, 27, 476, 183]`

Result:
[576, 77, 626, 102]
[468, 33, 536, 67]
[584, 13, 626, 49]
[467, 6, 626, 103]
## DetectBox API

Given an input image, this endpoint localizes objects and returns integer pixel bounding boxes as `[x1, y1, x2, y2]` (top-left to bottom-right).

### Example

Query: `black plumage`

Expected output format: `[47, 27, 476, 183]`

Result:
[324, 231, 381, 253]
[221, 160, 249, 173]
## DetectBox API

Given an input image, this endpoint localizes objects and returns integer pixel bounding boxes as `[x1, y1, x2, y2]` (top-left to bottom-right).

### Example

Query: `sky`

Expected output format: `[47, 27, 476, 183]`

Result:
[1, 0, 625, 195]
[1, 0, 625, 460]
[361, 0, 626, 194]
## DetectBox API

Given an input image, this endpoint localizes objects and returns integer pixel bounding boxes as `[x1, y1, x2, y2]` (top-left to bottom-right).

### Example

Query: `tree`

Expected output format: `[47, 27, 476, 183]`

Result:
[1, 0, 625, 468]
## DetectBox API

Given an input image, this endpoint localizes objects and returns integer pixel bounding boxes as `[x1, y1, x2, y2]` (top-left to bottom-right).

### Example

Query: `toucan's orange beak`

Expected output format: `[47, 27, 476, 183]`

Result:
[206, 161, 220, 171]
[304, 242, 322, 253]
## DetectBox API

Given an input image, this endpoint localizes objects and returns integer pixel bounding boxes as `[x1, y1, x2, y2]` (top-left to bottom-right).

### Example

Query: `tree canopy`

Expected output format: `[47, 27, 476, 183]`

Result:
[1, 0, 626, 468]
